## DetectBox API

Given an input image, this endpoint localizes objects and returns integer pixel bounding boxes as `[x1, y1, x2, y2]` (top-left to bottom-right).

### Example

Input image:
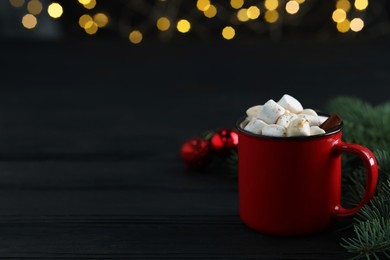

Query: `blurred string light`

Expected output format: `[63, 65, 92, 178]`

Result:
[336, 0, 351, 12]
[354, 0, 368, 11]
[177, 19, 191, 33]
[264, 10, 279, 23]
[196, 0, 210, 11]
[47, 3, 63, 18]
[79, 13, 108, 34]
[157, 17, 170, 31]
[230, 0, 244, 9]
[93, 13, 108, 28]
[17, 0, 63, 29]
[129, 30, 143, 44]
[350, 18, 364, 32]
[10, 0, 25, 8]
[27, 0, 42, 15]
[9, 0, 376, 43]
[78, 0, 96, 10]
[285, 1, 299, 15]
[265, 0, 279, 11]
[332, 9, 346, 23]
[247, 6, 260, 19]
[204, 4, 217, 18]
[264, 0, 279, 23]
[337, 19, 350, 33]
[332, 0, 366, 33]
[76, 0, 108, 36]
[222, 26, 235, 40]
[22, 13, 37, 29]
[79, 14, 93, 28]
[85, 20, 98, 34]
[237, 9, 249, 22]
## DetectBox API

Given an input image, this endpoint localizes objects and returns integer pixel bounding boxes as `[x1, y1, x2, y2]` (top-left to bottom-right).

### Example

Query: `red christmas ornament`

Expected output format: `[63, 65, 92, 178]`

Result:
[180, 137, 211, 169]
[210, 129, 239, 155]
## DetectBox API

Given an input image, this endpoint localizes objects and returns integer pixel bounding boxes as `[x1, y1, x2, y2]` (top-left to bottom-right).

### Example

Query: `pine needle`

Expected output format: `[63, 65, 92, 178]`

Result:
[327, 97, 390, 259]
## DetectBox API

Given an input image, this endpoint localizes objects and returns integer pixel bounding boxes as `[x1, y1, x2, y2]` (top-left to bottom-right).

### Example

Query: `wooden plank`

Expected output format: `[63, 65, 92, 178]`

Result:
[0, 161, 354, 259]
[0, 215, 353, 259]
[0, 161, 237, 215]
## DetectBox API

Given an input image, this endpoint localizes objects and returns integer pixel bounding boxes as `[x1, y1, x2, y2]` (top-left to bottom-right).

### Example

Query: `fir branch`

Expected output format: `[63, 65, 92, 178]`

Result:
[357, 181, 390, 221]
[208, 150, 238, 178]
[226, 150, 238, 177]
[328, 97, 390, 259]
[325, 96, 390, 149]
[202, 130, 215, 140]
[341, 218, 390, 259]
[374, 149, 390, 183]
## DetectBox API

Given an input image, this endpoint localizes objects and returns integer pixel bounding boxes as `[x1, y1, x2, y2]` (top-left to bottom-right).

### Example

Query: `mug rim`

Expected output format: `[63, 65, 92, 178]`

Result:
[236, 112, 343, 140]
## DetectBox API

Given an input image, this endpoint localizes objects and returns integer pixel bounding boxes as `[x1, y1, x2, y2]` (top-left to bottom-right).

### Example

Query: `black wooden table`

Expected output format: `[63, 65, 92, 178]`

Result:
[0, 39, 389, 259]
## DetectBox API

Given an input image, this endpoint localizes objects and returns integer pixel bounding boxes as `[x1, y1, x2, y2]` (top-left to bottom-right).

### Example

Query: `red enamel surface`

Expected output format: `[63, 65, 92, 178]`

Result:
[237, 126, 378, 236]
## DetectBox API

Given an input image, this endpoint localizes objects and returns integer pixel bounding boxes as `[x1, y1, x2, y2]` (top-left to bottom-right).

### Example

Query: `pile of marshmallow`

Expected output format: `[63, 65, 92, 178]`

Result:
[242, 94, 328, 137]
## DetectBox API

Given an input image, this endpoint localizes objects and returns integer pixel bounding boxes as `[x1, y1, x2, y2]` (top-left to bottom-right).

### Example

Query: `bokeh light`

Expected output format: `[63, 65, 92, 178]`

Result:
[204, 4, 217, 18]
[350, 18, 364, 32]
[336, 0, 351, 12]
[332, 9, 346, 23]
[196, 0, 210, 11]
[27, 0, 42, 15]
[222, 26, 235, 40]
[247, 6, 260, 20]
[79, 14, 92, 28]
[265, 0, 279, 11]
[83, 0, 96, 10]
[84, 20, 98, 34]
[264, 10, 279, 23]
[354, 0, 368, 11]
[22, 14, 37, 29]
[285, 1, 299, 15]
[6, 0, 379, 43]
[78, 0, 91, 4]
[337, 19, 350, 33]
[47, 3, 63, 18]
[230, 0, 244, 9]
[157, 17, 171, 31]
[10, 0, 25, 8]
[177, 19, 191, 33]
[129, 30, 143, 44]
[93, 13, 108, 28]
[237, 8, 249, 22]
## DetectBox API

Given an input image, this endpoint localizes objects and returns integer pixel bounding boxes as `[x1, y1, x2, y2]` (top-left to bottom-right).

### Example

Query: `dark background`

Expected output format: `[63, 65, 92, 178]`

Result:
[0, 0, 389, 259]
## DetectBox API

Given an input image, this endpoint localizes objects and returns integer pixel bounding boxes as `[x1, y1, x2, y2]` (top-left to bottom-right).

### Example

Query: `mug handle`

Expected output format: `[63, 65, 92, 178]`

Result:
[332, 142, 378, 217]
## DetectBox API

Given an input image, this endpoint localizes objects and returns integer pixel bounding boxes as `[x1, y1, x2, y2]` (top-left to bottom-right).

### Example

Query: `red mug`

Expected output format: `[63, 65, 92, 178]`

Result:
[236, 117, 378, 236]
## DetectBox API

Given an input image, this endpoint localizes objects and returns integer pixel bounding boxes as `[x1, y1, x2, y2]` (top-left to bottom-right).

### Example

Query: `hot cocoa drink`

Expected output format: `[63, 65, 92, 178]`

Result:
[242, 94, 342, 137]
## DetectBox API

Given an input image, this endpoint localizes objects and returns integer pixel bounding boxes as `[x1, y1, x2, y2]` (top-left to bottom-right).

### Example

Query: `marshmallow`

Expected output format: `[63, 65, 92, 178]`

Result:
[318, 116, 328, 125]
[277, 94, 303, 113]
[244, 118, 268, 135]
[276, 113, 298, 128]
[299, 109, 318, 117]
[240, 117, 251, 128]
[298, 114, 321, 126]
[310, 126, 326, 136]
[262, 124, 286, 137]
[287, 118, 310, 137]
[246, 105, 263, 119]
[258, 99, 286, 124]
